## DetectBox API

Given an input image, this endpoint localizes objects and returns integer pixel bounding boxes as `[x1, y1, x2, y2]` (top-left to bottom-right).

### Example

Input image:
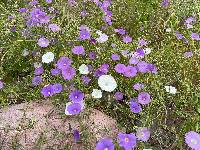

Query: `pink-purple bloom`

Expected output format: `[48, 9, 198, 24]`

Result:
[114, 92, 124, 101]
[160, 0, 170, 7]
[138, 92, 151, 105]
[0, 80, 4, 89]
[184, 51, 193, 58]
[114, 28, 126, 35]
[32, 76, 43, 86]
[89, 51, 96, 60]
[96, 138, 114, 150]
[185, 131, 200, 150]
[123, 66, 137, 77]
[129, 57, 139, 65]
[123, 36, 132, 43]
[114, 64, 126, 74]
[67, 103, 82, 115]
[138, 38, 147, 47]
[57, 56, 72, 70]
[79, 25, 90, 40]
[118, 133, 137, 150]
[69, 90, 84, 103]
[191, 33, 200, 40]
[52, 83, 62, 94]
[72, 46, 85, 55]
[48, 24, 60, 32]
[34, 67, 44, 75]
[81, 75, 91, 85]
[51, 68, 60, 76]
[41, 85, 54, 97]
[130, 101, 142, 113]
[133, 83, 144, 91]
[62, 67, 76, 80]
[111, 53, 120, 61]
[37, 37, 50, 48]
[73, 129, 80, 142]
[137, 61, 149, 73]
[136, 127, 150, 142]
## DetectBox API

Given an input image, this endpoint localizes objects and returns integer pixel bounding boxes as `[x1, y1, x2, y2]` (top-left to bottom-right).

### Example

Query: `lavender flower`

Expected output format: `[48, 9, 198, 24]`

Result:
[123, 36, 132, 43]
[123, 66, 137, 77]
[133, 83, 144, 91]
[118, 133, 137, 150]
[51, 68, 60, 76]
[62, 67, 76, 80]
[191, 33, 200, 40]
[160, 0, 170, 7]
[52, 83, 62, 94]
[66, 103, 82, 115]
[57, 56, 72, 70]
[79, 25, 90, 40]
[114, 64, 126, 74]
[138, 92, 151, 105]
[69, 90, 84, 103]
[138, 38, 147, 47]
[184, 51, 193, 58]
[130, 101, 142, 113]
[37, 37, 50, 48]
[32, 76, 43, 86]
[41, 85, 54, 97]
[81, 75, 91, 85]
[185, 131, 200, 150]
[72, 46, 85, 55]
[111, 53, 120, 61]
[96, 138, 114, 150]
[48, 24, 60, 32]
[137, 61, 149, 73]
[175, 31, 184, 40]
[114, 92, 124, 101]
[136, 127, 150, 142]
[46, 0, 52, 3]
[114, 28, 126, 35]
[99, 64, 109, 74]
[19, 8, 27, 13]
[34, 67, 44, 75]
[89, 51, 96, 60]
[0, 80, 4, 89]
[129, 57, 139, 65]
[73, 130, 80, 142]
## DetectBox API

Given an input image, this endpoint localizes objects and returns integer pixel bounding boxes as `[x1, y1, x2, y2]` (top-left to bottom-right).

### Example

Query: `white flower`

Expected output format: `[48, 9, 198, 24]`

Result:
[96, 33, 109, 43]
[144, 48, 152, 55]
[42, 52, 54, 63]
[34, 62, 42, 68]
[166, 28, 172, 32]
[78, 64, 89, 74]
[96, 30, 102, 35]
[98, 75, 117, 92]
[92, 89, 102, 98]
[22, 49, 29, 56]
[165, 85, 177, 94]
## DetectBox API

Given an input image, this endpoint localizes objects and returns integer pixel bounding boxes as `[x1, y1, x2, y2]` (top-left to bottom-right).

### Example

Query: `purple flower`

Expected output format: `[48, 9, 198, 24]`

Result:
[114, 92, 124, 101]
[73, 130, 80, 142]
[51, 68, 60, 76]
[52, 83, 62, 94]
[48, 24, 60, 32]
[19, 8, 27, 13]
[160, 0, 170, 7]
[67, 103, 82, 115]
[118, 133, 137, 150]
[185, 17, 194, 24]
[103, 15, 112, 25]
[96, 138, 114, 150]
[191, 33, 200, 40]
[94, 69, 105, 77]
[130, 101, 142, 113]
[111, 54, 120, 61]
[136, 127, 150, 142]
[137, 61, 149, 73]
[34, 67, 44, 75]
[81, 10, 87, 17]
[46, 0, 52, 3]
[37, 37, 50, 48]
[81, 75, 91, 85]
[185, 131, 200, 150]
[89, 51, 96, 60]
[133, 83, 144, 91]
[114, 64, 126, 74]
[114, 28, 126, 35]
[32, 76, 43, 86]
[90, 38, 97, 45]
[138, 38, 147, 47]
[41, 85, 54, 97]
[0, 80, 4, 89]
[111, 43, 116, 48]
[30, 0, 38, 5]
[72, 46, 85, 55]
[184, 51, 193, 58]
[129, 57, 139, 65]
[138, 92, 151, 105]
[147, 64, 158, 74]
[175, 31, 184, 40]
[62, 67, 76, 80]
[69, 90, 84, 103]
[79, 25, 90, 40]
[123, 36, 132, 43]
[136, 48, 145, 57]
[57, 56, 72, 70]
[99, 64, 109, 74]
[123, 66, 137, 77]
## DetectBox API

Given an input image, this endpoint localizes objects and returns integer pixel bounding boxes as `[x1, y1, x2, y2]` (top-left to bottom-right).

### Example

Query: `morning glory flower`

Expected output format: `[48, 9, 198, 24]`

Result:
[0, 80, 4, 89]
[78, 64, 89, 75]
[118, 133, 137, 150]
[136, 127, 151, 142]
[42, 52, 55, 64]
[62, 67, 76, 80]
[48, 24, 61, 32]
[98, 75, 117, 92]
[41, 85, 54, 97]
[37, 37, 50, 48]
[72, 46, 85, 55]
[138, 92, 151, 105]
[185, 131, 200, 150]
[69, 90, 85, 103]
[92, 89, 102, 98]
[65, 102, 82, 115]
[114, 92, 124, 101]
[96, 138, 115, 150]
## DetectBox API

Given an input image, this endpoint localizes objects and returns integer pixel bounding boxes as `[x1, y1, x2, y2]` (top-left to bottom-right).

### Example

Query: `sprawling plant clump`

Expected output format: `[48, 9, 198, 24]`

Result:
[0, 0, 200, 149]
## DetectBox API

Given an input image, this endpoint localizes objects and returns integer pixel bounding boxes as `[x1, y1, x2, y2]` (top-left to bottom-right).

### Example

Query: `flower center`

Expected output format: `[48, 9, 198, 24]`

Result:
[191, 139, 197, 145]
[73, 109, 77, 112]
[104, 147, 108, 150]
[48, 91, 51, 94]
[75, 95, 78, 99]
[125, 137, 129, 142]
